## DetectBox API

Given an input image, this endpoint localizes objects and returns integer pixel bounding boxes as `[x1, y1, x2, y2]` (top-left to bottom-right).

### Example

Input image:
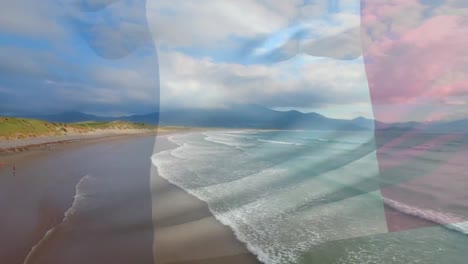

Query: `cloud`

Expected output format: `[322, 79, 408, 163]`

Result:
[2, 0, 466, 121]
[0, 43, 158, 115]
[73, 0, 121, 11]
[361, 0, 468, 121]
[148, 0, 373, 118]
[0, 0, 64, 38]
[0, 0, 160, 115]
[0, 47, 51, 77]
[147, 0, 301, 48]
[157, 51, 369, 110]
[301, 27, 361, 59]
[147, 0, 363, 61]
[71, 0, 153, 59]
[91, 57, 158, 104]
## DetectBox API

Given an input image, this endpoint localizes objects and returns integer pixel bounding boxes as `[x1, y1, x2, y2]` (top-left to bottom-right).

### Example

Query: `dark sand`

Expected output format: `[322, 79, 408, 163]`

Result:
[152, 137, 260, 264]
[0, 133, 260, 264]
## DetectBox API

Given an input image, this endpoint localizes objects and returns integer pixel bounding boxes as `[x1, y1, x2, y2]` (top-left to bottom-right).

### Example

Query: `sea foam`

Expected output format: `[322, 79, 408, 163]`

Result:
[153, 130, 468, 264]
[23, 174, 95, 264]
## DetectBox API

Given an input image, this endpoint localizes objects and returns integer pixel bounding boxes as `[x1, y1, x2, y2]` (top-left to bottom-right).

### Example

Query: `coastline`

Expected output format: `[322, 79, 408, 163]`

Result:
[0, 127, 207, 160]
[151, 135, 261, 264]
[0, 132, 159, 263]
[0, 125, 221, 156]
[0, 130, 261, 264]
[0, 128, 171, 155]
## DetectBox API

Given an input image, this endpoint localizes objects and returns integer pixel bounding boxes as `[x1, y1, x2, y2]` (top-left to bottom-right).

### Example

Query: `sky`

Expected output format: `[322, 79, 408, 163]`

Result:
[0, 0, 158, 116]
[0, 0, 467, 122]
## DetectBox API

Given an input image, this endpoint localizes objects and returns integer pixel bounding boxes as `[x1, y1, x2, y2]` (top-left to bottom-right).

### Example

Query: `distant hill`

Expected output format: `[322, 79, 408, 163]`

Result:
[25, 111, 111, 123]
[12, 105, 369, 130]
[155, 105, 367, 130]
[125, 105, 375, 131]
[11, 105, 468, 132]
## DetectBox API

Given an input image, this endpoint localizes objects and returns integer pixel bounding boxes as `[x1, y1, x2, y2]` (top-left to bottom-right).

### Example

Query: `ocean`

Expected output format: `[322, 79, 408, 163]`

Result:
[152, 130, 468, 264]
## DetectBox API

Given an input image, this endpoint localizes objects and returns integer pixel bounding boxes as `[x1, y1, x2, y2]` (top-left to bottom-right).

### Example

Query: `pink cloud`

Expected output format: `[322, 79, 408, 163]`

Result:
[362, 2, 468, 233]
[362, 2, 468, 122]
[361, 0, 418, 25]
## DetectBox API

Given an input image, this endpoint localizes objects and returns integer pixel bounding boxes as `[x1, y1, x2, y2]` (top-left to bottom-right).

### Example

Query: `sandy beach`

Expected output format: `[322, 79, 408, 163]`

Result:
[152, 136, 260, 264]
[0, 126, 162, 154]
[0, 131, 260, 264]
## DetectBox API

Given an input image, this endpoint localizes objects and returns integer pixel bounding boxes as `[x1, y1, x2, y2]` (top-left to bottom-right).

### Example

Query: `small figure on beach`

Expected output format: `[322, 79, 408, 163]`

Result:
[13, 164, 16, 176]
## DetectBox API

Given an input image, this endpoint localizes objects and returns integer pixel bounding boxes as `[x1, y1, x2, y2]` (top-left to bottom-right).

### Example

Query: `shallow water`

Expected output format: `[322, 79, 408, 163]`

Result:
[152, 130, 468, 264]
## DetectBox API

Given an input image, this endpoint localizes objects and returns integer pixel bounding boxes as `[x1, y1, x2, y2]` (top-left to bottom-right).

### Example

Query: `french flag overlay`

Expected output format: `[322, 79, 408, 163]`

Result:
[0, 1, 467, 264]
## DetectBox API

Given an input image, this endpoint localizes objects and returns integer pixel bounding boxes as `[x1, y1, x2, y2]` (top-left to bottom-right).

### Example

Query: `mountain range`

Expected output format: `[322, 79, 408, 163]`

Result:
[14, 105, 467, 133]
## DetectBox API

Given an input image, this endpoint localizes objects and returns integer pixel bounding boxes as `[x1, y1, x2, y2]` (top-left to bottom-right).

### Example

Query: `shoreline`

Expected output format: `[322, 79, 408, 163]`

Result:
[0, 128, 153, 152]
[0, 126, 229, 156]
[0, 127, 281, 157]
[151, 135, 262, 264]
[0, 127, 202, 158]
[0, 130, 261, 264]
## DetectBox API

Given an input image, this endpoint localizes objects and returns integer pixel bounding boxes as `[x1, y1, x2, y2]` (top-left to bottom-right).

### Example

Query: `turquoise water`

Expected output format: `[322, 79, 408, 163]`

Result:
[152, 130, 468, 264]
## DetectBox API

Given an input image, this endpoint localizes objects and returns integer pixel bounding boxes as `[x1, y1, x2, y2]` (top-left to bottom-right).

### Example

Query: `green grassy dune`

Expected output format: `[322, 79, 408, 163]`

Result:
[0, 117, 156, 140]
[72, 120, 153, 130]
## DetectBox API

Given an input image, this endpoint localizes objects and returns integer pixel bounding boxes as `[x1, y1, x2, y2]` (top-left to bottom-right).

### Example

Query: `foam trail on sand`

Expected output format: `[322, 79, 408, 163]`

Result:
[203, 132, 254, 148]
[383, 198, 468, 235]
[151, 153, 275, 263]
[23, 175, 93, 264]
[258, 139, 303, 146]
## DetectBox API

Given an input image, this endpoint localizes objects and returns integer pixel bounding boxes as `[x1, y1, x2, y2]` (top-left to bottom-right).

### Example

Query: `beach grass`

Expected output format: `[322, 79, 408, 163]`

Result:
[72, 121, 154, 130]
[0, 117, 156, 140]
[0, 117, 67, 138]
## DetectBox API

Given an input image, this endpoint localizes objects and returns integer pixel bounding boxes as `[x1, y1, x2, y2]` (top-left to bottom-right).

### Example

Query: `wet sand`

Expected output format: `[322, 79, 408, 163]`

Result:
[0, 132, 260, 264]
[152, 137, 260, 264]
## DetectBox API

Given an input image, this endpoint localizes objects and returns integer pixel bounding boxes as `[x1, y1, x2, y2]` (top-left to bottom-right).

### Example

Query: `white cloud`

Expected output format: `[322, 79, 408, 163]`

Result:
[70, 0, 153, 59]
[91, 60, 158, 103]
[147, 0, 373, 118]
[157, 51, 370, 111]
[0, 0, 64, 37]
[147, 0, 362, 51]
[146, 0, 302, 47]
